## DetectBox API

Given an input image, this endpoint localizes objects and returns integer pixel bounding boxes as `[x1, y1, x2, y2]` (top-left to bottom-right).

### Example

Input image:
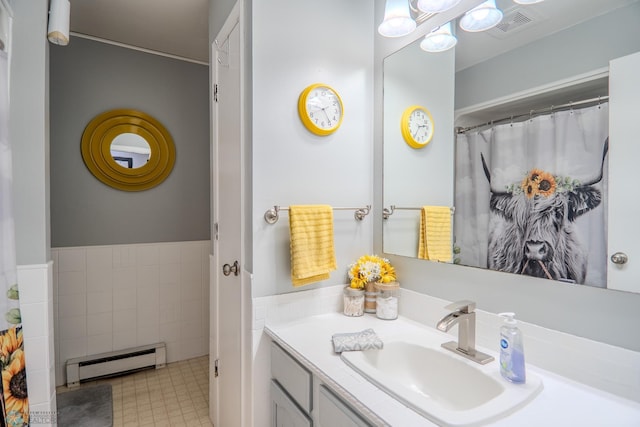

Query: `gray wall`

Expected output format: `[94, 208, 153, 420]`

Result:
[50, 37, 210, 247]
[9, 0, 50, 264]
[455, 2, 640, 110]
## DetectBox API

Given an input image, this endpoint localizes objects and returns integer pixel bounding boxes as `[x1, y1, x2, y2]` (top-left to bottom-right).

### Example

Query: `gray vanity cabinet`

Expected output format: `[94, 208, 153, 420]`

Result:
[317, 385, 371, 427]
[271, 342, 313, 427]
[271, 341, 374, 427]
[271, 380, 313, 427]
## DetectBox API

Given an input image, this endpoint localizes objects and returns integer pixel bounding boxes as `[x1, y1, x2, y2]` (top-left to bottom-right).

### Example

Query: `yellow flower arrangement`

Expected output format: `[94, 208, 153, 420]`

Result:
[348, 255, 396, 289]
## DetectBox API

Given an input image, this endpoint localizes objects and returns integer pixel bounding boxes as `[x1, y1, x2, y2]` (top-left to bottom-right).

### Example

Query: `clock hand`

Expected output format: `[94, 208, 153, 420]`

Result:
[320, 106, 332, 124]
[412, 124, 425, 138]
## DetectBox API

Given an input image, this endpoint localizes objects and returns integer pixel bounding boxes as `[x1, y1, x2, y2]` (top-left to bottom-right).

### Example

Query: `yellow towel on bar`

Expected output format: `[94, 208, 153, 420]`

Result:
[418, 206, 452, 262]
[289, 205, 337, 287]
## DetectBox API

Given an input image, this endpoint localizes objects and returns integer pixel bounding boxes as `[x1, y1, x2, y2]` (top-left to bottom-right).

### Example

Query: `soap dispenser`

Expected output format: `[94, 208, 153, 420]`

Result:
[498, 312, 526, 383]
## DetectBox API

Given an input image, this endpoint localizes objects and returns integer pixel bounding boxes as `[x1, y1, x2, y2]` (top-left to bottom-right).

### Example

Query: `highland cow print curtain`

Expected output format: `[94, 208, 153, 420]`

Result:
[455, 103, 609, 288]
[0, 49, 30, 426]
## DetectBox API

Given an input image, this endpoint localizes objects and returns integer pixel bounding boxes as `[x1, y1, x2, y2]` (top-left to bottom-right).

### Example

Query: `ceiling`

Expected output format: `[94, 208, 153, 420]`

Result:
[69, 0, 209, 63]
[454, 0, 639, 71]
[67, 0, 637, 67]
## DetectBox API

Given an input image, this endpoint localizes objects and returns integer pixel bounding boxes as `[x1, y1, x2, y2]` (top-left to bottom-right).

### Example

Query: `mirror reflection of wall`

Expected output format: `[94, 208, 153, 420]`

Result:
[382, 0, 640, 292]
[383, 42, 454, 257]
[110, 133, 151, 169]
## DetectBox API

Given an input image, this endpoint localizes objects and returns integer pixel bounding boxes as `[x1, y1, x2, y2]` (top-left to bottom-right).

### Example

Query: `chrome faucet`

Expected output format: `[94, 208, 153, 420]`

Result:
[436, 300, 494, 364]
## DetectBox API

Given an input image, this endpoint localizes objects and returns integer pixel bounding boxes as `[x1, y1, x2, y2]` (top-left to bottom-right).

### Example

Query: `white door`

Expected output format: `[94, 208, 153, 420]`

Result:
[608, 51, 640, 293]
[211, 3, 245, 426]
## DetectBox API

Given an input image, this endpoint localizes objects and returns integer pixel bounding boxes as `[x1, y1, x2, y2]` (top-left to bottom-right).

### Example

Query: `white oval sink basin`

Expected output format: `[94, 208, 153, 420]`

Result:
[341, 340, 543, 426]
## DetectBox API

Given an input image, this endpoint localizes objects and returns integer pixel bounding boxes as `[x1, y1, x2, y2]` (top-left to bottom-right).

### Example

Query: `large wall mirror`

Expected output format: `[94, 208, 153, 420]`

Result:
[81, 109, 176, 191]
[383, 1, 640, 293]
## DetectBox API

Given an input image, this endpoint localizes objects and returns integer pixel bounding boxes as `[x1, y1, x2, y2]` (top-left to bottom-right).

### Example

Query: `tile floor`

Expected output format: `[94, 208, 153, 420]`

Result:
[56, 355, 212, 427]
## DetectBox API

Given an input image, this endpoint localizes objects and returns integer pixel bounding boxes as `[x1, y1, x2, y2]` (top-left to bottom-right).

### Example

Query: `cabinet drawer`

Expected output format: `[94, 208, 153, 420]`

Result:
[272, 380, 313, 427]
[318, 385, 372, 427]
[271, 341, 313, 413]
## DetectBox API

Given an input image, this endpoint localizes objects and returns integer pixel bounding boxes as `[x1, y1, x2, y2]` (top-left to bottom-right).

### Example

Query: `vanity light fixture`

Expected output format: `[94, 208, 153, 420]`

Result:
[47, 0, 70, 46]
[416, 0, 462, 14]
[378, 0, 417, 38]
[459, 0, 503, 32]
[420, 21, 457, 52]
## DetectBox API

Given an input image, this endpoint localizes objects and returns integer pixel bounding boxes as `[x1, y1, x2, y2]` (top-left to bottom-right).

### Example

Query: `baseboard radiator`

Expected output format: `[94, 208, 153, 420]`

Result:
[66, 342, 166, 387]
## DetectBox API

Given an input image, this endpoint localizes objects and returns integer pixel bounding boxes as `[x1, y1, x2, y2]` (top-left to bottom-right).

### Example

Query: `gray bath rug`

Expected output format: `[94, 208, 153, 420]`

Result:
[57, 384, 113, 427]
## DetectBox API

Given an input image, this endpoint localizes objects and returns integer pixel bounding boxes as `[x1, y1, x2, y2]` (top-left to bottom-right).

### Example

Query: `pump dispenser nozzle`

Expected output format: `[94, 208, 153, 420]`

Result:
[499, 312, 517, 324]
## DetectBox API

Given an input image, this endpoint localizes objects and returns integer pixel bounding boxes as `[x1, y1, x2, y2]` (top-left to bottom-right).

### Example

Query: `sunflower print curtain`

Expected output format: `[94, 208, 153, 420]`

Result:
[0, 49, 29, 426]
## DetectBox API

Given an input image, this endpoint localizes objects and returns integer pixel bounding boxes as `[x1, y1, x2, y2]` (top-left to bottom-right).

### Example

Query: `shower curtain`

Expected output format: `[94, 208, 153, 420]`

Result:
[0, 50, 29, 425]
[455, 103, 609, 288]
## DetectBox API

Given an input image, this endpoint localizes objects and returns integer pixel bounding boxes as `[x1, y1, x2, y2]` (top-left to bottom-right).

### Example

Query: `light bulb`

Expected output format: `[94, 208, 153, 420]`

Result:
[420, 22, 457, 53]
[378, 0, 417, 38]
[416, 0, 463, 13]
[459, 0, 503, 32]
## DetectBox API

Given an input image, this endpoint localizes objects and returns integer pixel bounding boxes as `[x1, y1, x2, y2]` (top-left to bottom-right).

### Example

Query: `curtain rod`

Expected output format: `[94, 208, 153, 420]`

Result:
[456, 95, 609, 134]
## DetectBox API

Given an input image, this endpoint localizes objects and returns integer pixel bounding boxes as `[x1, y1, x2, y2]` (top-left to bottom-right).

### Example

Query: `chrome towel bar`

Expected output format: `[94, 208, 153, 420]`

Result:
[264, 205, 371, 224]
[383, 205, 455, 220]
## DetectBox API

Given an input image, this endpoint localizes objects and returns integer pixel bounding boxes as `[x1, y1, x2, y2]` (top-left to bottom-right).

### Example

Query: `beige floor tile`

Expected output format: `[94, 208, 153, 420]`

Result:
[57, 356, 212, 426]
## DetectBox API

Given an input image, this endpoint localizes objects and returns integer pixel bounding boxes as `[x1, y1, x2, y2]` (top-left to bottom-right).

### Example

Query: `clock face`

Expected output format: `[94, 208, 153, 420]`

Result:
[401, 106, 434, 148]
[408, 109, 432, 143]
[298, 84, 344, 136]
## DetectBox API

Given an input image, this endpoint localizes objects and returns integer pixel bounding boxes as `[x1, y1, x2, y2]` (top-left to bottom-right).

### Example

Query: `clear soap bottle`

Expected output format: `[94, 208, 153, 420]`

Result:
[499, 312, 526, 383]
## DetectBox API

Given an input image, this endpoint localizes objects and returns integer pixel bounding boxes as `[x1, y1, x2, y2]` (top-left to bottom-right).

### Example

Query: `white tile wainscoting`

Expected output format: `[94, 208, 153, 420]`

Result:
[52, 240, 210, 387]
[18, 262, 57, 422]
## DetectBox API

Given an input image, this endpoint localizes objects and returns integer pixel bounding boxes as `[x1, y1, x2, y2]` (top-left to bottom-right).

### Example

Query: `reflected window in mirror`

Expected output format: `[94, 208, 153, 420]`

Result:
[110, 133, 151, 169]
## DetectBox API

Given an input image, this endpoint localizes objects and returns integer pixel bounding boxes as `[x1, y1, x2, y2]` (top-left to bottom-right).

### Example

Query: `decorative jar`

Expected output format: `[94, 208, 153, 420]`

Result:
[343, 286, 365, 317]
[364, 281, 379, 313]
[375, 282, 400, 320]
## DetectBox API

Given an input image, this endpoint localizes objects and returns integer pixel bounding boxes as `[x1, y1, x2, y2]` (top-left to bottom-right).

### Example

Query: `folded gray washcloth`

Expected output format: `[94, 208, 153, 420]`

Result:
[332, 328, 384, 353]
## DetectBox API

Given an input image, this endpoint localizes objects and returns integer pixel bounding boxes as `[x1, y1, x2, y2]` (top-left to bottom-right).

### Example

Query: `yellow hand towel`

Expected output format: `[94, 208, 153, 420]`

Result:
[289, 205, 337, 287]
[418, 206, 452, 262]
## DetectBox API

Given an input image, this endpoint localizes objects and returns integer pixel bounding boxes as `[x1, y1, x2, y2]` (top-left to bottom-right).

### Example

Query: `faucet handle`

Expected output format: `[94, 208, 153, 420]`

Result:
[445, 300, 476, 313]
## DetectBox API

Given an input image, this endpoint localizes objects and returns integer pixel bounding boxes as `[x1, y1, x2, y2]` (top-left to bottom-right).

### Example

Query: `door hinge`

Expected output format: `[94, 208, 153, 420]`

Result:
[214, 359, 219, 377]
[214, 84, 218, 102]
[214, 222, 219, 241]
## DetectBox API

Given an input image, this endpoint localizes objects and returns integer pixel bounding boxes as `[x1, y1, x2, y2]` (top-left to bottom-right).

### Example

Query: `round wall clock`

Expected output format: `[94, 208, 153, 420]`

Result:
[400, 105, 434, 149]
[298, 83, 344, 136]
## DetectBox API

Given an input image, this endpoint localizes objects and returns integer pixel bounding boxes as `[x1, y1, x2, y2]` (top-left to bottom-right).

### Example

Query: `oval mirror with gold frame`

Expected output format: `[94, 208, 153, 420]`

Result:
[81, 109, 176, 191]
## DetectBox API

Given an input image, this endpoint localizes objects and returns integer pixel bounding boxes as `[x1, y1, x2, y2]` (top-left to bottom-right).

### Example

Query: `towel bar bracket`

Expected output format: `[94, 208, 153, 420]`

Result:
[354, 205, 371, 221]
[264, 206, 281, 224]
[382, 205, 396, 220]
[264, 205, 371, 224]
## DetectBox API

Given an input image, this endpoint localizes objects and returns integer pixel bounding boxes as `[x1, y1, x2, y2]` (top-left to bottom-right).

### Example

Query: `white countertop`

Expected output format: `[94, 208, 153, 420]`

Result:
[264, 312, 640, 427]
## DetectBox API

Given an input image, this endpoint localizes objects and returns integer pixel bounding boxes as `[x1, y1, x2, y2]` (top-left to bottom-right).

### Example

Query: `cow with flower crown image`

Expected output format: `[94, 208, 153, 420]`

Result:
[481, 139, 609, 284]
